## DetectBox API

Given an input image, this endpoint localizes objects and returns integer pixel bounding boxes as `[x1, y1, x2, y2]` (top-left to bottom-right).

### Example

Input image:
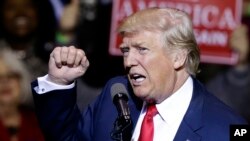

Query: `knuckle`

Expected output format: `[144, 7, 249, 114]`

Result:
[69, 45, 76, 49]
[53, 47, 61, 54]
[69, 49, 76, 56]
[77, 50, 84, 57]
[61, 46, 68, 52]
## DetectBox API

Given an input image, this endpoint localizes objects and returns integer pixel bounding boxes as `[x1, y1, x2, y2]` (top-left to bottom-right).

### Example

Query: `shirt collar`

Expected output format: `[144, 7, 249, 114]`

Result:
[155, 76, 193, 125]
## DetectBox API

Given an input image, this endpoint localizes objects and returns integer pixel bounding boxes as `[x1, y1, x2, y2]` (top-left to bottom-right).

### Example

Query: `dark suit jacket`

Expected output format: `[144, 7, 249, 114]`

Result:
[32, 76, 247, 141]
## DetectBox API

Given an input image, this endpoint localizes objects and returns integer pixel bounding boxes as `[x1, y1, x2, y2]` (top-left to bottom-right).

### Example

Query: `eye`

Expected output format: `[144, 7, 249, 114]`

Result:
[137, 47, 148, 54]
[120, 47, 129, 57]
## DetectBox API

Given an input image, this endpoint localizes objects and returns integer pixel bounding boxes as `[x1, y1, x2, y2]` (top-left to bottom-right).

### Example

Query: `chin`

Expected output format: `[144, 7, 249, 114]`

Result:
[133, 89, 148, 99]
[133, 89, 143, 97]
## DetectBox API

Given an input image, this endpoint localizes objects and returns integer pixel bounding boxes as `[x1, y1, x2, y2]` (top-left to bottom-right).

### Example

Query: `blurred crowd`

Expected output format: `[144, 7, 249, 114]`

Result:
[197, 0, 250, 123]
[0, 0, 123, 140]
[0, 0, 249, 140]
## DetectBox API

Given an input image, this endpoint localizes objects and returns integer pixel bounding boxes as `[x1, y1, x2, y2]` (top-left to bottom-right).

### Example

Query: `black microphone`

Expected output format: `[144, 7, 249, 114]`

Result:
[111, 83, 130, 120]
[111, 83, 132, 141]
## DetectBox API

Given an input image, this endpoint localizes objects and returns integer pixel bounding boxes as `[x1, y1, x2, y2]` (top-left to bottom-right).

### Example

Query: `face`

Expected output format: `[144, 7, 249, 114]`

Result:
[120, 31, 179, 103]
[0, 59, 21, 106]
[2, 0, 38, 38]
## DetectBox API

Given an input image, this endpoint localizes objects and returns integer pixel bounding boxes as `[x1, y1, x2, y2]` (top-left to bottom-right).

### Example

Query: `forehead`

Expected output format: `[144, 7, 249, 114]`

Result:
[120, 30, 163, 47]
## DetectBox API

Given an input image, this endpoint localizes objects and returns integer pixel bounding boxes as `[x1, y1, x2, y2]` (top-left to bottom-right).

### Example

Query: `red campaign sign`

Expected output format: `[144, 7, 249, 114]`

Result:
[109, 0, 242, 65]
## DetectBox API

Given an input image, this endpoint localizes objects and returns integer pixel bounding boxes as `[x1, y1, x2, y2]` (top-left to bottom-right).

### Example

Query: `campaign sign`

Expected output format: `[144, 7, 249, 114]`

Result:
[109, 0, 242, 65]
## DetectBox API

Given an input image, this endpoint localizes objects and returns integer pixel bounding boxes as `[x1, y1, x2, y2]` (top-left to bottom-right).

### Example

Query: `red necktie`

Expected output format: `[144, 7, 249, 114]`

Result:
[138, 104, 158, 141]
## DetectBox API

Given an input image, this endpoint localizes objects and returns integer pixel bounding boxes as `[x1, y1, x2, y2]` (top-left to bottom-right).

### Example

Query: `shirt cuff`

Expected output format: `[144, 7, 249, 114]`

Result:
[34, 74, 75, 94]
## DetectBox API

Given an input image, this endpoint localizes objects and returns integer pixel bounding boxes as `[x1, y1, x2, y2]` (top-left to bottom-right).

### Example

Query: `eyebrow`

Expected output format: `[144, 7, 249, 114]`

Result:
[119, 41, 145, 48]
[119, 43, 126, 48]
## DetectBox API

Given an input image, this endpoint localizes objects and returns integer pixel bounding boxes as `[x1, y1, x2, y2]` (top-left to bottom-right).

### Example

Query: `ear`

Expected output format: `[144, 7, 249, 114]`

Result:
[172, 49, 187, 70]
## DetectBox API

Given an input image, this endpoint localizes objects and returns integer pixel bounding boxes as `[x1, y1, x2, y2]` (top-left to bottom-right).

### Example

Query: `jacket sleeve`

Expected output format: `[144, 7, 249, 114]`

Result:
[31, 80, 92, 141]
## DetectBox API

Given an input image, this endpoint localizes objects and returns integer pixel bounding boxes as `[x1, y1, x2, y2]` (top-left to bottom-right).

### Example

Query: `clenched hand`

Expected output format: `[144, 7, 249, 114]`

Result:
[48, 46, 89, 85]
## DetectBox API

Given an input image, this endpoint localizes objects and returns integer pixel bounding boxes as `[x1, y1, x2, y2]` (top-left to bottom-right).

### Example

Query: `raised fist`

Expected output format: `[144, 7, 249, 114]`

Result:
[48, 46, 89, 85]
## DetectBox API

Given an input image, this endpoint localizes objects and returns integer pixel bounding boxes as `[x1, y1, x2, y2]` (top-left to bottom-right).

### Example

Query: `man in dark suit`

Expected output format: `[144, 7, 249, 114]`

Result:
[31, 7, 247, 141]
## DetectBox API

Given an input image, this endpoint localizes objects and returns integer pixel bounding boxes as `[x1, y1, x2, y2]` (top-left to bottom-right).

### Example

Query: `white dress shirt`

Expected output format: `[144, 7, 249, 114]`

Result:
[34, 74, 75, 94]
[131, 76, 193, 141]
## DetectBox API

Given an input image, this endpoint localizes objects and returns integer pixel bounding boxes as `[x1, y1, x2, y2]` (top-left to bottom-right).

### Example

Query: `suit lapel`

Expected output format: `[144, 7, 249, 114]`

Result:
[174, 78, 206, 141]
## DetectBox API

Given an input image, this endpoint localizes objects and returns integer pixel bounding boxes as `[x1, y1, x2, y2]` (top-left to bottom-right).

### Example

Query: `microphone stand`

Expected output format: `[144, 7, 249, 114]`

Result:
[110, 115, 132, 141]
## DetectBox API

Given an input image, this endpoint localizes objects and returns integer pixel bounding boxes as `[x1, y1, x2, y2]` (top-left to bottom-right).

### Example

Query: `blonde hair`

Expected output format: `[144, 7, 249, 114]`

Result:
[118, 7, 200, 75]
[0, 48, 32, 105]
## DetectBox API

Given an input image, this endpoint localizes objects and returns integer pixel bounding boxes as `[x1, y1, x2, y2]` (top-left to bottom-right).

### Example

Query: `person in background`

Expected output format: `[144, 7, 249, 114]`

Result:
[0, 0, 57, 80]
[0, 0, 98, 110]
[0, 48, 44, 141]
[31, 7, 247, 141]
[205, 0, 250, 123]
[206, 24, 250, 123]
[76, 0, 125, 88]
[59, 0, 103, 111]
[0, 0, 80, 80]
[75, 0, 123, 110]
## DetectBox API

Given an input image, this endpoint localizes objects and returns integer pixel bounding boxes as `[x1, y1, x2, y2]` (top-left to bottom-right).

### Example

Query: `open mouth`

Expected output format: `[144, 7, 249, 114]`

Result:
[129, 73, 146, 84]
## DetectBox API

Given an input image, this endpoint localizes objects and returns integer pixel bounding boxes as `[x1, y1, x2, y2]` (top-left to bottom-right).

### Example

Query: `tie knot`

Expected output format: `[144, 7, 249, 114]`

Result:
[146, 104, 158, 117]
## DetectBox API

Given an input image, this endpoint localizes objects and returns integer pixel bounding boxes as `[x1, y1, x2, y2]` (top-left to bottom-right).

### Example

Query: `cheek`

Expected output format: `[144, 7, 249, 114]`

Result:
[11, 81, 21, 98]
[0, 82, 21, 104]
[149, 58, 175, 84]
[27, 9, 38, 21]
[147, 55, 173, 74]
